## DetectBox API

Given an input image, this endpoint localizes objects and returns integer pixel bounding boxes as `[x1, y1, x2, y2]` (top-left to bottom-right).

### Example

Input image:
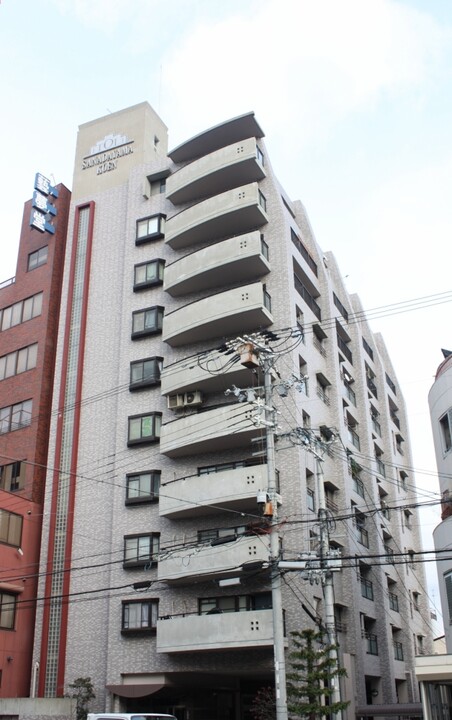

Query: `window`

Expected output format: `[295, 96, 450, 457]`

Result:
[316, 373, 330, 406]
[440, 410, 452, 454]
[198, 525, 247, 544]
[258, 190, 267, 212]
[28, 246, 48, 270]
[386, 372, 397, 394]
[129, 357, 163, 390]
[0, 292, 43, 332]
[333, 292, 349, 322]
[412, 591, 420, 611]
[445, 573, 452, 624]
[0, 399, 32, 434]
[199, 592, 272, 615]
[122, 600, 158, 632]
[126, 471, 160, 505]
[360, 575, 374, 601]
[127, 412, 162, 446]
[307, 488, 315, 512]
[256, 145, 265, 166]
[366, 363, 378, 399]
[131, 306, 164, 339]
[393, 639, 404, 661]
[290, 229, 318, 276]
[0, 461, 26, 492]
[293, 272, 321, 320]
[0, 509, 23, 547]
[150, 178, 166, 195]
[123, 533, 160, 568]
[198, 458, 262, 475]
[0, 343, 38, 381]
[135, 214, 165, 245]
[0, 592, 16, 629]
[362, 337, 374, 360]
[133, 260, 165, 291]
[388, 591, 399, 612]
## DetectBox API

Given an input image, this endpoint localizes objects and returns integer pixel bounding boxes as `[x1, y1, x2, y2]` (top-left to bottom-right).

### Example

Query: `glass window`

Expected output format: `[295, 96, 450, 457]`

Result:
[136, 214, 165, 245]
[0, 592, 16, 629]
[0, 400, 32, 434]
[134, 260, 165, 290]
[127, 413, 162, 446]
[28, 246, 48, 270]
[440, 411, 452, 453]
[124, 534, 160, 567]
[122, 600, 158, 631]
[0, 461, 25, 492]
[0, 509, 23, 546]
[126, 471, 160, 504]
[0, 344, 38, 381]
[130, 357, 162, 389]
[131, 307, 164, 339]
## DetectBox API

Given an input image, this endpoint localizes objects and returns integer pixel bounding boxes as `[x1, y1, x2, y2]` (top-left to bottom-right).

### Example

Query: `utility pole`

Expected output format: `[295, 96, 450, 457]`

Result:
[230, 335, 288, 720]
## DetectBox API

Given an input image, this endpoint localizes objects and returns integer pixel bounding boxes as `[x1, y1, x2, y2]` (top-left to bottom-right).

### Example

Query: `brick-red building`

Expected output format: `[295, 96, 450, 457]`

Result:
[0, 183, 70, 697]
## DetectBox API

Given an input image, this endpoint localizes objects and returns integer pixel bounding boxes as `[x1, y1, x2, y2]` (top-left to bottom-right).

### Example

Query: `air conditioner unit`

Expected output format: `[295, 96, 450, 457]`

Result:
[184, 391, 203, 407]
[167, 394, 185, 409]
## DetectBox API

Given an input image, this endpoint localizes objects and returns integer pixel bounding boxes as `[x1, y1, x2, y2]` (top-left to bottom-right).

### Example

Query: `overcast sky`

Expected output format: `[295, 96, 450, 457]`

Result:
[1, 0, 450, 632]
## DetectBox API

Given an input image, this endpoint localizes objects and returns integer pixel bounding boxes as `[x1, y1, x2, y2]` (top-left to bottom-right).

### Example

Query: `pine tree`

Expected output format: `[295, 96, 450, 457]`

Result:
[286, 628, 349, 720]
[68, 676, 96, 720]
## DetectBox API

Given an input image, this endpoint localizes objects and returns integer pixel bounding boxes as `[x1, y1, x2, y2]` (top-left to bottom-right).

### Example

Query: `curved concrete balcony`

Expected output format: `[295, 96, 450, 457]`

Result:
[159, 464, 268, 518]
[166, 138, 266, 205]
[164, 231, 270, 297]
[160, 403, 260, 458]
[168, 112, 264, 164]
[165, 183, 268, 250]
[162, 282, 272, 347]
[161, 348, 259, 396]
[157, 609, 274, 653]
[158, 534, 270, 584]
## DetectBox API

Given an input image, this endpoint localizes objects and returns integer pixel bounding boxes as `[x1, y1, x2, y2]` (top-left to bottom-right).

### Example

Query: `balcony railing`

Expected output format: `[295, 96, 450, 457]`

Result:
[0, 276, 15, 289]
[371, 417, 381, 437]
[316, 385, 330, 406]
[337, 335, 353, 364]
[356, 526, 369, 548]
[363, 632, 378, 655]
[393, 641, 404, 661]
[157, 608, 276, 653]
[347, 426, 361, 450]
[375, 458, 386, 477]
[293, 274, 321, 320]
[344, 383, 356, 406]
[384, 545, 395, 564]
[360, 577, 374, 601]
[390, 411, 401, 429]
[313, 337, 326, 357]
[367, 377, 378, 398]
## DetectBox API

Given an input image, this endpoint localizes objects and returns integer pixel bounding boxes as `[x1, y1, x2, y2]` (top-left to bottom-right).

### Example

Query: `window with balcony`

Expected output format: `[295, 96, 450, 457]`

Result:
[439, 410, 452, 454]
[360, 574, 374, 601]
[28, 245, 48, 270]
[0, 461, 26, 492]
[0, 509, 23, 547]
[333, 292, 349, 322]
[362, 337, 374, 360]
[0, 292, 43, 332]
[293, 266, 321, 320]
[0, 399, 32, 434]
[366, 363, 378, 399]
[0, 592, 16, 629]
[127, 412, 162, 446]
[122, 600, 158, 633]
[316, 373, 330, 406]
[126, 471, 160, 505]
[199, 592, 272, 615]
[123, 533, 160, 568]
[393, 640, 404, 661]
[386, 372, 397, 395]
[135, 214, 165, 245]
[291, 229, 318, 276]
[198, 525, 247, 544]
[133, 259, 165, 291]
[388, 590, 399, 612]
[129, 357, 163, 390]
[313, 323, 327, 357]
[131, 306, 164, 339]
[0, 343, 38, 381]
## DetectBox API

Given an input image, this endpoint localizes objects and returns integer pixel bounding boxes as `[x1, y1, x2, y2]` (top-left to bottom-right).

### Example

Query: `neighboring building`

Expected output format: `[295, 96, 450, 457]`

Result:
[32, 103, 432, 719]
[429, 350, 452, 653]
[0, 182, 70, 697]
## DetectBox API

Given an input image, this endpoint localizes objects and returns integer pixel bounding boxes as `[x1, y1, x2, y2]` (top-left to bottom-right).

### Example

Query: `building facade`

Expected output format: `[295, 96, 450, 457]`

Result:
[429, 351, 452, 652]
[0, 182, 70, 697]
[32, 103, 432, 718]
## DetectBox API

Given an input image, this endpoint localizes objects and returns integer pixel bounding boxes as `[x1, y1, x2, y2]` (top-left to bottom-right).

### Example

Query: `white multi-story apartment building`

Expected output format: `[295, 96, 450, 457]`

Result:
[429, 352, 452, 652]
[33, 102, 432, 720]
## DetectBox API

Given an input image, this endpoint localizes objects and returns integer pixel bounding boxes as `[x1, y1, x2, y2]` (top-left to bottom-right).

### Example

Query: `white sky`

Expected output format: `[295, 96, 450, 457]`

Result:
[1, 0, 450, 634]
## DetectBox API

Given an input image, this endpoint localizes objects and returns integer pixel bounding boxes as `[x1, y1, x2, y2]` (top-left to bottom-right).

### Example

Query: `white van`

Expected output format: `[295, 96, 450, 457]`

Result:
[88, 715, 177, 720]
